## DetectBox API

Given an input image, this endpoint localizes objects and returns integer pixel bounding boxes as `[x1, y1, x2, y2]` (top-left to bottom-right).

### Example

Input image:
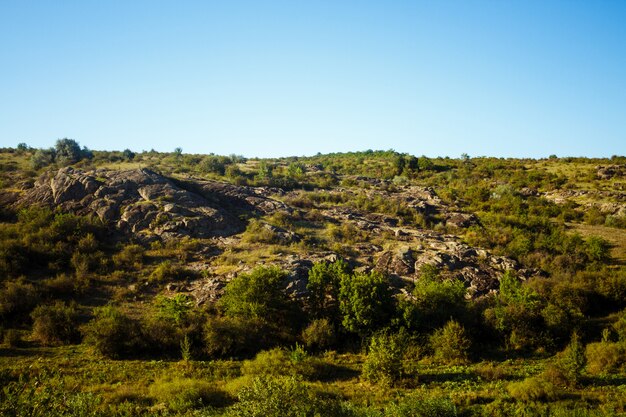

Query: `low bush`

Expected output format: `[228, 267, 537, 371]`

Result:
[507, 377, 559, 402]
[301, 318, 336, 351]
[385, 395, 457, 417]
[30, 301, 80, 345]
[225, 375, 351, 417]
[429, 320, 471, 364]
[362, 331, 406, 386]
[149, 377, 230, 412]
[82, 305, 141, 358]
[585, 341, 624, 375]
[474, 361, 508, 381]
[204, 316, 272, 358]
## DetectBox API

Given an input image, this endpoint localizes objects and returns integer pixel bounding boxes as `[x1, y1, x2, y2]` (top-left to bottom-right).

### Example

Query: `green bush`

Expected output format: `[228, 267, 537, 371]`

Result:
[549, 332, 586, 387]
[225, 375, 350, 417]
[339, 270, 394, 337]
[0, 280, 39, 323]
[82, 305, 140, 358]
[241, 348, 295, 377]
[401, 269, 467, 332]
[219, 266, 293, 326]
[585, 341, 624, 375]
[301, 318, 336, 351]
[149, 260, 189, 282]
[112, 243, 144, 270]
[507, 377, 559, 402]
[429, 320, 471, 364]
[149, 377, 230, 412]
[30, 301, 80, 345]
[362, 331, 406, 386]
[204, 316, 270, 358]
[385, 395, 457, 417]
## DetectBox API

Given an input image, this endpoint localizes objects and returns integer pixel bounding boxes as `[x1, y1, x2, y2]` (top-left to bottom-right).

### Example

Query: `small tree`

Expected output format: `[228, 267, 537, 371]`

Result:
[306, 260, 350, 322]
[219, 266, 291, 324]
[82, 305, 140, 358]
[55, 138, 83, 165]
[362, 331, 406, 386]
[339, 270, 394, 337]
[429, 320, 471, 364]
[31, 301, 80, 345]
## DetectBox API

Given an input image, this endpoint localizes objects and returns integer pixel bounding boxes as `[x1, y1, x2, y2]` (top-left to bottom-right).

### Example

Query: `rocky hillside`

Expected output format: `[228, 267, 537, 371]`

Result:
[11, 166, 542, 302]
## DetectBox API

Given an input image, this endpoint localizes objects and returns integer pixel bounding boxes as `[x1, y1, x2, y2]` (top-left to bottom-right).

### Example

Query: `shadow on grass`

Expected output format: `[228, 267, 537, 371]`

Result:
[312, 362, 361, 382]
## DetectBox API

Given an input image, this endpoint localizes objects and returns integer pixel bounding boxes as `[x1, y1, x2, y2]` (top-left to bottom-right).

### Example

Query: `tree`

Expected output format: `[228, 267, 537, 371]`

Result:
[219, 266, 291, 325]
[339, 270, 394, 337]
[122, 149, 136, 160]
[55, 138, 83, 165]
[306, 260, 350, 322]
[31, 148, 56, 169]
[362, 331, 407, 386]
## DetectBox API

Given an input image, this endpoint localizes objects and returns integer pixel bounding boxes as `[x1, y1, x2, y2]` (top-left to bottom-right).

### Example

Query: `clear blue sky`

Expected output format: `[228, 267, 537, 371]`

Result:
[1, 1, 625, 158]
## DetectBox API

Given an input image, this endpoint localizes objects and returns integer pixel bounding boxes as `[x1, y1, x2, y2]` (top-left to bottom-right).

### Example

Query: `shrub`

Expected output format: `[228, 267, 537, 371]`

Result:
[82, 305, 140, 358]
[550, 332, 586, 387]
[149, 377, 230, 412]
[112, 244, 144, 270]
[0, 280, 39, 323]
[3, 328, 21, 348]
[30, 301, 80, 345]
[429, 320, 471, 364]
[307, 260, 350, 321]
[219, 266, 292, 325]
[149, 261, 189, 282]
[226, 375, 349, 417]
[339, 270, 394, 337]
[385, 396, 457, 417]
[585, 341, 624, 375]
[241, 348, 295, 378]
[301, 318, 336, 351]
[474, 361, 508, 381]
[362, 331, 406, 386]
[507, 377, 558, 402]
[204, 316, 270, 358]
[403, 271, 467, 331]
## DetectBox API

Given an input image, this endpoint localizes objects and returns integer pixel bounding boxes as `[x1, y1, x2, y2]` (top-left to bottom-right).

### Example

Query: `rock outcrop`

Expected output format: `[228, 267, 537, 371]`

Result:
[16, 167, 288, 240]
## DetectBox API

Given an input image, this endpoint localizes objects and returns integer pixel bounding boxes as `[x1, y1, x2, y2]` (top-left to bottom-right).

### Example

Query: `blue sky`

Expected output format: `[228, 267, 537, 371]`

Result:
[1, 1, 624, 158]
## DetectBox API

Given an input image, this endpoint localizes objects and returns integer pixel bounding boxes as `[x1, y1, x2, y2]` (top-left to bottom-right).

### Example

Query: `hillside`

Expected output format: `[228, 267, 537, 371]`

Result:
[1, 143, 625, 417]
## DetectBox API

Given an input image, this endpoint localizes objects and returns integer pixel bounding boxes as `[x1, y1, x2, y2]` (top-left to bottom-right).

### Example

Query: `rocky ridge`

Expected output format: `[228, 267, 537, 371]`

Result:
[14, 167, 540, 301]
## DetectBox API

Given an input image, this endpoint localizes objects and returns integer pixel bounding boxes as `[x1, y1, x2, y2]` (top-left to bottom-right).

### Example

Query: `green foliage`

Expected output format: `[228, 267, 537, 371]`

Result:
[362, 331, 406, 386]
[31, 301, 80, 345]
[241, 348, 294, 377]
[31, 148, 55, 169]
[148, 377, 230, 411]
[548, 332, 587, 388]
[339, 270, 394, 337]
[226, 375, 351, 417]
[82, 305, 140, 358]
[0, 280, 39, 323]
[112, 243, 144, 270]
[484, 271, 544, 350]
[155, 293, 193, 325]
[429, 320, 471, 364]
[507, 377, 559, 402]
[204, 316, 271, 358]
[301, 318, 336, 351]
[219, 266, 291, 324]
[307, 260, 350, 321]
[384, 396, 457, 417]
[401, 267, 467, 331]
[585, 341, 624, 375]
[149, 260, 189, 282]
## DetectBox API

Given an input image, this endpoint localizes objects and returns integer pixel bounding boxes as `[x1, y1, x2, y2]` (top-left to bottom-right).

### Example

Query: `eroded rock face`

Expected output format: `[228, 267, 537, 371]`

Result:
[16, 167, 288, 240]
[374, 232, 538, 297]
